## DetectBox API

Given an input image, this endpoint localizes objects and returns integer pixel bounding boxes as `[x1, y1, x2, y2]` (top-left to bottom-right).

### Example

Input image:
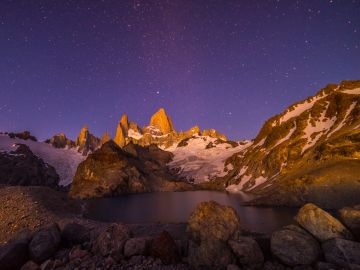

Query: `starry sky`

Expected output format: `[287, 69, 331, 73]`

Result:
[1, 0, 360, 141]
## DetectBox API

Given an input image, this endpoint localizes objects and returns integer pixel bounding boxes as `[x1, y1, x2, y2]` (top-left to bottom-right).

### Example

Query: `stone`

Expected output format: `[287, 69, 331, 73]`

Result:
[149, 230, 180, 264]
[0, 240, 29, 270]
[322, 238, 360, 268]
[93, 223, 131, 261]
[188, 239, 235, 270]
[271, 225, 321, 266]
[149, 108, 175, 134]
[124, 237, 151, 258]
[20, 261, 40, 270]
[69, 247, 89, 261]
[227, 264, 241, 270]
[263, 260, 286, 270]
[339, 205, 360, 240]
[187, 201, 241, 242]
[228, 236, 264, 269]
[295, 203, 353, 242]
[187, 201, 240, 270]
[29, 224, 61, 263]
[61, 222, 89, 246]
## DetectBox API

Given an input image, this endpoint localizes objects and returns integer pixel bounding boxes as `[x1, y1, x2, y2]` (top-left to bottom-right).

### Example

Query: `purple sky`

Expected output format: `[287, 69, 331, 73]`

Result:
[1, 0, 360, 141]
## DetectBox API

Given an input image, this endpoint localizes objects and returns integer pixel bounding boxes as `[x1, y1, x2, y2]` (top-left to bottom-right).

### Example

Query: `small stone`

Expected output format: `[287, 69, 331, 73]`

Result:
[124, 237, 151, 258]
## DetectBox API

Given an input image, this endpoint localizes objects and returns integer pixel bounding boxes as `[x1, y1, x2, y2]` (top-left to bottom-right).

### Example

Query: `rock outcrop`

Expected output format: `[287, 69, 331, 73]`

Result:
[75, 125, 100, 155]
[0, 144, 59, 188]
[114, 114, 129, 147]
[45, 133, 75, 149]
[149, 108, 175, 134]
[69, 141, 191, 199]
[100, 131, 111, 146]
[8, 131, 37, 141]
[339, 205, 360, 240]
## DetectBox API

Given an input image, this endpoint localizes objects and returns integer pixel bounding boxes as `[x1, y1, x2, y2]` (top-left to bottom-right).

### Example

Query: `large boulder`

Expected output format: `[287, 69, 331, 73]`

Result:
[228, 236, 264, 269]
[61, 223, 90, 247]
[187, 201, 240, 269]
[187, 201, 240, 242]
[295, 203, 353, 242]
[29, 224, 61, 263]
[92, 223, 131, 262]
[0, 240, 29, 270]
[124, 237, 151, 258]
[339, 205, 360, 240]
[322, 238, 360, 268]
[0, 144, 59, 188]
[271, 225, 321, 267]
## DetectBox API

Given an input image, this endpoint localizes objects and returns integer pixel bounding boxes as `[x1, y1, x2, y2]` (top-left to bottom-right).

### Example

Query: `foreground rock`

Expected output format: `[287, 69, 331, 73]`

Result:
[0, 239, 29, 270]
[295, 203, 353, 242]
[228, 236, 264, 269]
[322, 238, 360, 268]
[271, 225, 320, 266]
[339, 205, 360, 240]
[29, 224, 61, 263]
[149, 230, 180, 264]
[0, 144, 59, 188]
[187, 201, 241, 269]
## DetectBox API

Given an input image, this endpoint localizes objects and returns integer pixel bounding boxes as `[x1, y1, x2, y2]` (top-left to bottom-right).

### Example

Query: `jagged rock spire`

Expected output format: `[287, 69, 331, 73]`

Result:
[114, 114, 129, 147]
[100, 131, 111, 146]
[149, 108, 175, 134]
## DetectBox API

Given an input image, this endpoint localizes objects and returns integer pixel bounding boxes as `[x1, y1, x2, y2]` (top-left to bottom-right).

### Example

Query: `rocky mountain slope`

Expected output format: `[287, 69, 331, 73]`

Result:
[222, 80, 360, 207]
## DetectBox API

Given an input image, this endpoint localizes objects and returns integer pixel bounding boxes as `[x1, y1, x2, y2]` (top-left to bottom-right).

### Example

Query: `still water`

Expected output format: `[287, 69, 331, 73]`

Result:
[84, 191, 297, 234]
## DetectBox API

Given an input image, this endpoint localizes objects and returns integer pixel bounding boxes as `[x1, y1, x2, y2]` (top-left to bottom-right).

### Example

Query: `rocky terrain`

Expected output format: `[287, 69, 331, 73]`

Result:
[69, 141, 195, 199]
[0, 144, 59, 188]
[1, 197, 360, 270]
[222, 80, 360, 208]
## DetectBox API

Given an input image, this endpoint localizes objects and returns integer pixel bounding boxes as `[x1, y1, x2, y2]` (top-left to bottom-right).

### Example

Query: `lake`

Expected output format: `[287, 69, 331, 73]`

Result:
[84, 191, 297, 234]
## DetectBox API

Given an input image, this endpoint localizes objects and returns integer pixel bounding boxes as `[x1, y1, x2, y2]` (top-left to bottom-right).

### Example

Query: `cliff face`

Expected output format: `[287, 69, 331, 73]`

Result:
[222, 80, 360, 208]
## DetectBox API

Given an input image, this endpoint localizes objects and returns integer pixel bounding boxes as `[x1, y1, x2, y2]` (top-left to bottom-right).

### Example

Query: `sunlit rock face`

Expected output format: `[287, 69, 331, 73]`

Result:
[45, 133, 75, 149]
[222, 80, 360, 208]
[149, 108, 175, 135]
[75, 125, 100, 155]
[114, 114, 129, 147]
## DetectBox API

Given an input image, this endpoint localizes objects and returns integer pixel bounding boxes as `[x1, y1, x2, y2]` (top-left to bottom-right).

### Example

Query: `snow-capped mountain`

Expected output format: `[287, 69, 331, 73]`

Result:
[222, 80, 360, 207]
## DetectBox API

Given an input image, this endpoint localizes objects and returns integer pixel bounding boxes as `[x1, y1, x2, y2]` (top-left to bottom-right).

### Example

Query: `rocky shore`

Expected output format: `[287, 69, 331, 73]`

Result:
[1, 186, 360, 270]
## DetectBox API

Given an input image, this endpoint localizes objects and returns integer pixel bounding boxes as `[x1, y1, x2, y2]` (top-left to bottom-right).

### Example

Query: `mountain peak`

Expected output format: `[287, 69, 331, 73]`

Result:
[149, 108, 175, 134]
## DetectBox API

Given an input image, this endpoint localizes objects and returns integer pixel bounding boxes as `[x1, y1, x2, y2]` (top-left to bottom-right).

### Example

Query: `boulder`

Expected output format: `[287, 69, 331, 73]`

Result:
[187, 201, 240, 270]
[271, 225, 321, 266]
[295, 203, 353, 242]
[187, 201, 241, 242]
[322, 238, 360, 268]
[124, 237, 151, 258]
[149, 230, 180, 264]
[93, 223, 131, 261]
[0, 240, 29, 270]
[228, 236, 264, 269]
[61, 223, 89, 246]
[0, 144, 59, 188]
[29, 224, 61, 263]
[339, 205, 360, 240]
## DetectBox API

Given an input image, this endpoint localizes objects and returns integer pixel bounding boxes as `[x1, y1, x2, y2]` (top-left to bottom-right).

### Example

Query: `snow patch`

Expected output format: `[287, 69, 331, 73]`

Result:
[128, 129, 143, 140]
[342, 87, 360, 95]
[0, 135, 85, 186]
[247, 176, 268, 191]
[327, 102, 357, 137]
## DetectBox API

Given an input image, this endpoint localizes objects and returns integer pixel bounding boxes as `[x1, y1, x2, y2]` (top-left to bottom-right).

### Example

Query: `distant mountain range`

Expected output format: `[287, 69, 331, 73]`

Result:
[2, 80, 360, 207]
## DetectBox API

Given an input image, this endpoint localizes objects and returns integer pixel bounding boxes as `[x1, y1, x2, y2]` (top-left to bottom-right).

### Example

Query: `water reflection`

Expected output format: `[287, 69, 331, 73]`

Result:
[84, 191, 296, 233]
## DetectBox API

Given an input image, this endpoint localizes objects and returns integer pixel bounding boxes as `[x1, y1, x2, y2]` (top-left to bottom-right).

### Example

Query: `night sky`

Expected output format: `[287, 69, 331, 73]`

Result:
[1, 0, 360, 141]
